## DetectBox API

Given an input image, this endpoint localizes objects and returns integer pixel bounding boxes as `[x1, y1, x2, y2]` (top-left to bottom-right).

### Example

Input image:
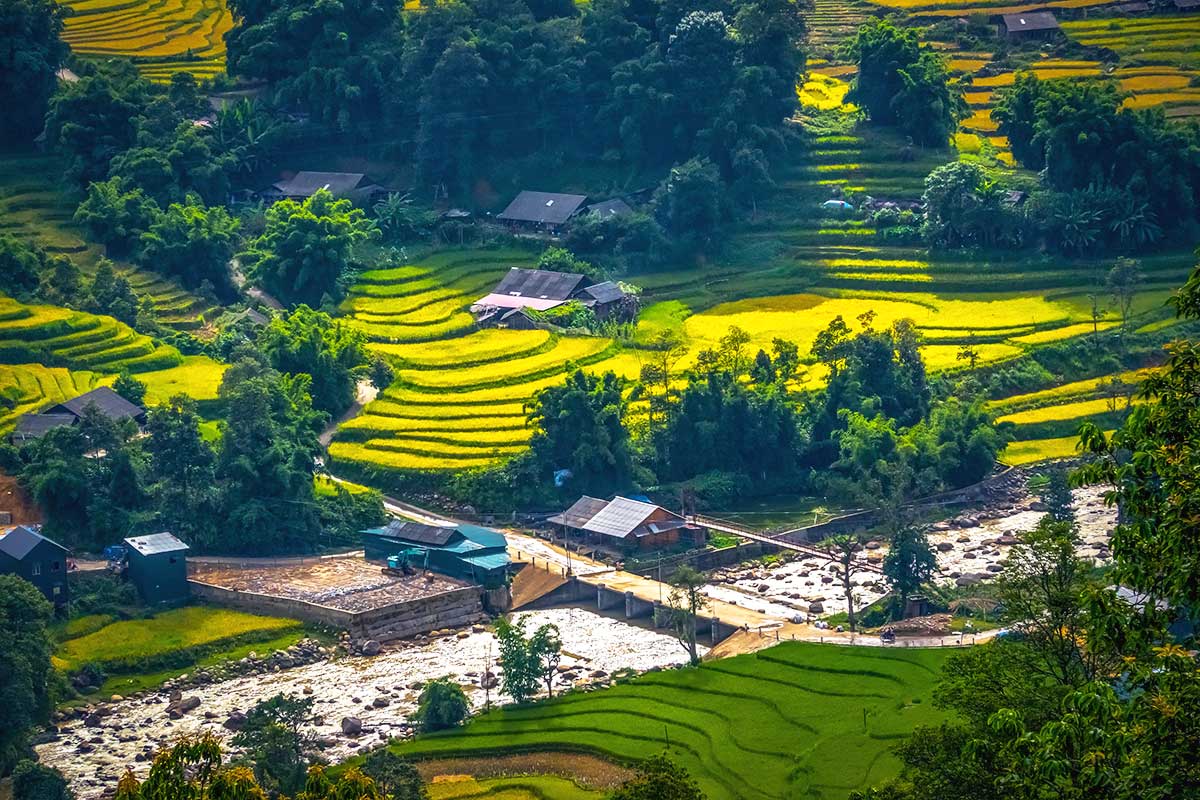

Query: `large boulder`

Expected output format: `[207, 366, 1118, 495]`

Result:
[223, 711, 248, 731]
[361, 640, 382, 657]
[341, 717, 363, 737]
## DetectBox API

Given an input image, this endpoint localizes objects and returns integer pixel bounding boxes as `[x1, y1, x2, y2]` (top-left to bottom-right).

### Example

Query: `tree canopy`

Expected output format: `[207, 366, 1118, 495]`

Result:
[0, 576, 55, 774]
[0, 0, 67, 145]
[242, 188, 376, 307]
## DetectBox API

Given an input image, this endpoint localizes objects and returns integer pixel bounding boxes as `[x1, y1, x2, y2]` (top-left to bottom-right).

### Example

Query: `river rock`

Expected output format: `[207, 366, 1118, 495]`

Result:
[341, 717, 362, 736]
[372, 697, 390, 708]
[223, 711, 247, 731]
[361, 640, 382, 657]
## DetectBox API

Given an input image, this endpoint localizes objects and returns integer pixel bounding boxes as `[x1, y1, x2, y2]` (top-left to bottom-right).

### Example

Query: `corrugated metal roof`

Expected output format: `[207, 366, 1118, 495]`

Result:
[497, 191, 587, 225]
[457, 525, 507, 549]
[581, 496, 660, 539]
[124, 532, 189, 556]
[0, 525, 67, 560]
[547, 496, 609, 528]
[460, 552, 511, 571]
[271, 172, 370, 197]
[378, 520, 459, 547]
[51, 386, 143, 421]
[471, 293, 565, 312]
[1002, 11, 1059, 31]
[494, 268, 589, 301]
[14, 413, 75, 438]
[580, 281, 626, 305]
[584, 198, 633, 218]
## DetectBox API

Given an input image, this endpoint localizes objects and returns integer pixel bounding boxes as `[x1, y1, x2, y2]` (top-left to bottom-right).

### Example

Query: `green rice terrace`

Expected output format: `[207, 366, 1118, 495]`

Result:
[0, 293, 227, 434]
[392, 642, 953, 800]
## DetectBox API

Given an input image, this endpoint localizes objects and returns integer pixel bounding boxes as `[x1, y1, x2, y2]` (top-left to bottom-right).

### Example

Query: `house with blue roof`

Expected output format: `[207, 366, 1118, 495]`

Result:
[361, 520, 512, 588]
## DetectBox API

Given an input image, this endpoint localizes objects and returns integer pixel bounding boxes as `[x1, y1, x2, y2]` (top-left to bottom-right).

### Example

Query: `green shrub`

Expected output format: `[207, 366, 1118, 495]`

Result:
[413, 678, 470, 732]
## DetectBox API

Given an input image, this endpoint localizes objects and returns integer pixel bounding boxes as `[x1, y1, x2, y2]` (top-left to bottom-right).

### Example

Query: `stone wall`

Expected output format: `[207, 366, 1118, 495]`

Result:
[188, 580, 485, 641]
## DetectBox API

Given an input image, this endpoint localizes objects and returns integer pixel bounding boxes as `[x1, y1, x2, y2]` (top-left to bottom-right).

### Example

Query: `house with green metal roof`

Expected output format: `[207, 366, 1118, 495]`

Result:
[361, 521, 512, 588]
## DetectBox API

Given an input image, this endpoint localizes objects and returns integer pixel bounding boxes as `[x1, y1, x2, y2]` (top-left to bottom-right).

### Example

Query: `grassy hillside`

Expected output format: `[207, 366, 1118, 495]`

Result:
[392, 642, 953, 800]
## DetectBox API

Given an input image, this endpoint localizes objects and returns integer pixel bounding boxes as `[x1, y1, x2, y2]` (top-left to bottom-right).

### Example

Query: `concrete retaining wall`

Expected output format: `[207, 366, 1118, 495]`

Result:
[188, 580, 484, 641]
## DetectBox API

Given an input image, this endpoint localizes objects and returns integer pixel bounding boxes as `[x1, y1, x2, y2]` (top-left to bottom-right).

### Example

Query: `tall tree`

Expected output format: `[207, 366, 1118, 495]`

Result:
[139, 196, 240, 299]
[826, 535, 862, 632]
[527, 369, 632, 496]
[0, 0, 67, 145]
[241, 188, 375, 307]
[257, 305, 368, 416]
[0, 576, 55, 774]
[658, 566, 708, 665]
[882, 526, 937, 617]
[845, 19, 963, 145]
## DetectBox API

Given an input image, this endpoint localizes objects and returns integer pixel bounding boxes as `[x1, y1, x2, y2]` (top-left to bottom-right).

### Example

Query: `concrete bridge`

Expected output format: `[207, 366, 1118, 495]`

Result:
[513, 568, 745, 646]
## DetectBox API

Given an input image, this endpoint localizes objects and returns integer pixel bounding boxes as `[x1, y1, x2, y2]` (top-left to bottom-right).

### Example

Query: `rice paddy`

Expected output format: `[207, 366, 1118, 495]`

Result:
[329, 250, 650, 475]
[57, 0, 231, 81]
[392, 642, 953, 800]
[0, 363, 103, 435]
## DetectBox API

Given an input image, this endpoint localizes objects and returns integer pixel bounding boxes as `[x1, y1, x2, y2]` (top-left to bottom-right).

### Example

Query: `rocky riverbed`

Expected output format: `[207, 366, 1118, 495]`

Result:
[704, 486, 1117, 621]
[38, 608, 698, 799]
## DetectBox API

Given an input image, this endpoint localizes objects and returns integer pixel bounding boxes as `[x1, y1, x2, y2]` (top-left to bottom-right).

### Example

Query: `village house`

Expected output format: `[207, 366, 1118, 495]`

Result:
[264, 171, 385, 205]
[122, 532, 190, 604]
[471, 268, 634, 328]
[1174, 0, 1200, 11]
[548, 495, 708, 554]
[12, 386, 146, 444]
[361, 520, 512, 588]
[0, 525, 70, 609]
[999, 11, 1061, 39]
[496, 190, 588, 234]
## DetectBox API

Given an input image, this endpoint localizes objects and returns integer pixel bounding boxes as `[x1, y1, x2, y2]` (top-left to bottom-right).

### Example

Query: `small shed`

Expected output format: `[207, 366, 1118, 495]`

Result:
[999, 11, 1060, 39]
[497, 191, 588, 233]
[1174, 0, 1200, 10]
[584, 198, 634, 219]
[11, 413, 75, 445]
[0, 525, 70, 608]
[123, 532, 190, 604]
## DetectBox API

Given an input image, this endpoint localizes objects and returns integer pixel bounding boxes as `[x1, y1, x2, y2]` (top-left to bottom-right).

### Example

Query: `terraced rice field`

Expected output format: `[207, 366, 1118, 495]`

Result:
[863, 0, 1109, 15]
[58, 0, 230, 81]
[0, 364, 103, 435]
[0, 295, 183, 374]
[0, 294, 226, 418]
[329, 250, 646, 475]
[393, 642, 952, 800]
[0, 153, 214, 329]
[428, 777, 600, 800]
[990, 367, 1153, 463]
